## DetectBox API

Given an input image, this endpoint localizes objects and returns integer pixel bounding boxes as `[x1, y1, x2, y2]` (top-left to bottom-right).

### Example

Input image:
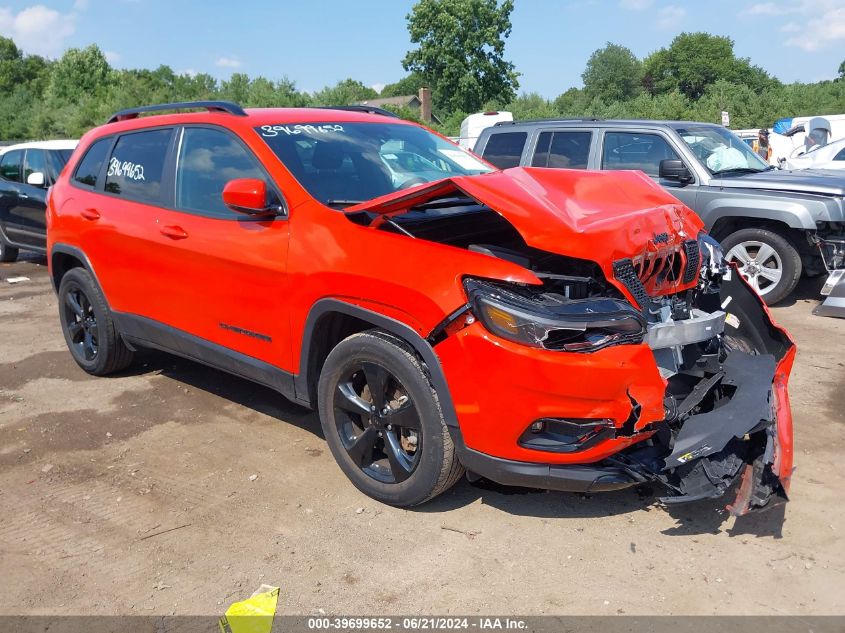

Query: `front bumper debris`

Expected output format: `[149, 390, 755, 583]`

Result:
[455, 350, 788, 513]
[814, 268, 845, 319]
[451, 261, 795, 514]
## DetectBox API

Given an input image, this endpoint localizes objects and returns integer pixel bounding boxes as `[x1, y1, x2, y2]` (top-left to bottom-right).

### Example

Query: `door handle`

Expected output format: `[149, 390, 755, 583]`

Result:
[80, 208, 100, 221]
[160, 225, 188, 240]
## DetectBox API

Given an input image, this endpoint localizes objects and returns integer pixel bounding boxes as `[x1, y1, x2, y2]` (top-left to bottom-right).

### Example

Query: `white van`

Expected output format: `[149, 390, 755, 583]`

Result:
[457, 111, 513, 150]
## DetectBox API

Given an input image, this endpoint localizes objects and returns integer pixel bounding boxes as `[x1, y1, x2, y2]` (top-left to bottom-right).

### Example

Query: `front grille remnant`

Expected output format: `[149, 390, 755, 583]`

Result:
[682, 239, 700, 284]
[613, 259, 649, 310]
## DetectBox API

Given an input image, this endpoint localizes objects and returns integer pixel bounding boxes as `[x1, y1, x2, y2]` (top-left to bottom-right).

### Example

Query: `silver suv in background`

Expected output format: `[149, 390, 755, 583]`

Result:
[475, 120, 845, 304]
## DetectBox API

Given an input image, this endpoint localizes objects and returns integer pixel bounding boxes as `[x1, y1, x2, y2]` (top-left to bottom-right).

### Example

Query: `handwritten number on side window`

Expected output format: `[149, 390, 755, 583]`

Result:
[108, 156, 146, 181]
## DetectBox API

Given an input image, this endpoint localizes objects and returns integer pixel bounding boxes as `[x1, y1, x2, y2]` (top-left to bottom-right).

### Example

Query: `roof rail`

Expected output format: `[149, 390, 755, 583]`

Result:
[493, 117, 602, 126]
[106, 101, 247, 124]
[314, 105, 400, 119]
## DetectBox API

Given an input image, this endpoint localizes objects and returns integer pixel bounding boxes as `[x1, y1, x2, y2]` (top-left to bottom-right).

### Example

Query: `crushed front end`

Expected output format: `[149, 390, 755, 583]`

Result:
[447, 233, 795, 514]
[608, 235, 795, 513]
[345, 167, 796, 513]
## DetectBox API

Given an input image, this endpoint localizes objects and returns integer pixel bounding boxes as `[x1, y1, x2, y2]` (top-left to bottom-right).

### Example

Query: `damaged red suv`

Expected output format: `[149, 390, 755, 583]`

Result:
[47, 101, 795, 512]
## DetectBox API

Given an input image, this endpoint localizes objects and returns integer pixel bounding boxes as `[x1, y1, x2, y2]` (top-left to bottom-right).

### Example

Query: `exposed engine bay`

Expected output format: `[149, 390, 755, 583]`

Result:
[347, 187, 794, 514]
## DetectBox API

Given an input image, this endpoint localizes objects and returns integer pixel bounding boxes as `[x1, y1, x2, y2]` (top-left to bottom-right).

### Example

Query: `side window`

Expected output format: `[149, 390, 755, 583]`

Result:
[74, 138, 112, 188]
[531, 132, 552, 167]
[104, 129, 173, 203]
[23, 149, 46, 184]
[481, 132, 527, 169]
[532, 131, 592, 169]
[175, 127, 270, 218]
[602, 132, 680, 176]
[834, 147, 845, 161]
[46, 150, 71, 182]
[0, 150, 23, 182]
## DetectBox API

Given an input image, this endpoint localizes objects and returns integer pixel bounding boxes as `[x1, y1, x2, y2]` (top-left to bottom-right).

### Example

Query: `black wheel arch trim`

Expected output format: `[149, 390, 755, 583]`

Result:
[296, 298, 460, 428]
[49, 243, 102, 294]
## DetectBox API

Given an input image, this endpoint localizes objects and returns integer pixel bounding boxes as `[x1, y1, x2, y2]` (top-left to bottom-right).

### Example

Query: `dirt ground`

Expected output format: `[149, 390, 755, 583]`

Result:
[1, 253, 843, 617]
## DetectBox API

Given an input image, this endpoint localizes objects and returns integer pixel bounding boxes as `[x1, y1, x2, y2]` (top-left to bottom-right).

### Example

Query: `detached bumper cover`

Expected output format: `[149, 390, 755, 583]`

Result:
[664, 352, 774, 470]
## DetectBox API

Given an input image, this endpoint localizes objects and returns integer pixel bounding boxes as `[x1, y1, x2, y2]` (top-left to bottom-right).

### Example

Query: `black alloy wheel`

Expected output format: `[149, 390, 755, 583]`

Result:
[317, 330, 464, 506]
[63, 286, 99, 362]
[333, 361, 422, 484]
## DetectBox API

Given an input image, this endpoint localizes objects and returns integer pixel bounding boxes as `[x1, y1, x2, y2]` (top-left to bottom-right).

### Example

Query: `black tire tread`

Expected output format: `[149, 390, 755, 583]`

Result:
[368, 331, 465, 503]
[0, 238, 19, 263]
[59, 267, 134, 376]
[320, 329, 464, 506]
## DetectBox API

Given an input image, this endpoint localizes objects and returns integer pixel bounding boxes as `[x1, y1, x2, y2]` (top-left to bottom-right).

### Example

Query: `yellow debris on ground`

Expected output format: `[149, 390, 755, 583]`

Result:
[218, 585, 280, 633]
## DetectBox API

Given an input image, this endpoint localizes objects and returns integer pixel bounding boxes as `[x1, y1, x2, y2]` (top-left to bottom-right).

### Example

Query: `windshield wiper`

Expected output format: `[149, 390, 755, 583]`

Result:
[324, 199, 365, 209]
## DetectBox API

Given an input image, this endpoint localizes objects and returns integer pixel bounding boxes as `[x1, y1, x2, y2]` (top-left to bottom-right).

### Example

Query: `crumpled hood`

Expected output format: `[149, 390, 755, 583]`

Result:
[346, 167, 704, 283]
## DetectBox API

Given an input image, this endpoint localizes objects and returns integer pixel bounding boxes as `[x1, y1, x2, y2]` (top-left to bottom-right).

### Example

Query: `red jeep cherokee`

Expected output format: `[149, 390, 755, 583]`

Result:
[47, 101, 795, 512]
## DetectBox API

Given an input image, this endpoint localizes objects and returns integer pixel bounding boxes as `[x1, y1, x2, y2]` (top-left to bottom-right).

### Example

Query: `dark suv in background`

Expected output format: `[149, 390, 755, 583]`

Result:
[0, 140, 77, 261]
[475, 120, 845, 304]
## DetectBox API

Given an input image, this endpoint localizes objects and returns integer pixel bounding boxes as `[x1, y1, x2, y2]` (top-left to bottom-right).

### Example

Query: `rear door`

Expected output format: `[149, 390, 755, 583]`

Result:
[528, 129, 596, 170]
[75, 128, 177, 320]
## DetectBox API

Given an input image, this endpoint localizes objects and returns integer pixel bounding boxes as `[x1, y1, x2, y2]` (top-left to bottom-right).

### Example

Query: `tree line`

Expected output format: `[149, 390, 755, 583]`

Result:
[1, 0, 843, 142]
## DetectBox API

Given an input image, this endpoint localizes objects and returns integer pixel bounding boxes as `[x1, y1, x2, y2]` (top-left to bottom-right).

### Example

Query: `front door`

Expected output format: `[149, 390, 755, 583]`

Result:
[145, 125, 292, 371]
[0, 150, 43, 247]
[600, 130, 698, 210]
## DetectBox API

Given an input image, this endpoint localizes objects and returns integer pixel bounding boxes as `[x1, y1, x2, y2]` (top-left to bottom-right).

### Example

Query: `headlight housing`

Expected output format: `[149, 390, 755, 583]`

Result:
[464, 278, 646, 352]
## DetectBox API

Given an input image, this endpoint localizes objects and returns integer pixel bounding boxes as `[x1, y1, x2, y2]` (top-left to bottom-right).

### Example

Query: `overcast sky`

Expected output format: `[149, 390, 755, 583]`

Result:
[1, 0, 843, 97]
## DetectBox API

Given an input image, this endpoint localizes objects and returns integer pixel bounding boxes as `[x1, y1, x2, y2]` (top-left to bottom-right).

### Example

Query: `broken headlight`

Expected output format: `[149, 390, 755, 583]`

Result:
[463, 278, 646, 352]
[698, 231, 726, 276]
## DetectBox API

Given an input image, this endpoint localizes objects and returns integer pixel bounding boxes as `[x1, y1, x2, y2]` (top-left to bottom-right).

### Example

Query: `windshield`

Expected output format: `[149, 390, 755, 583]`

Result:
[677, 125, 771, 175]
[255, 122, 491, 206]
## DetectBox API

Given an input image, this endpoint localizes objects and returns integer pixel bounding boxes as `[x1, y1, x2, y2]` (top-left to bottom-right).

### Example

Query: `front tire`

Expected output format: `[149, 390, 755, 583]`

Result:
[722, 228, 801, 305]
[318, 330, 463, 506]
[0, 236, 19, 263]
[57, 267, 134, 376]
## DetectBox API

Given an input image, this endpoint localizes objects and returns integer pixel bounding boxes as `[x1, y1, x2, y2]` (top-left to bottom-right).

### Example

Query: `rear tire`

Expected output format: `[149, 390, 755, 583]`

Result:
[0, 237, 19, 263]
[722, 228, 801, 305]
[57, 267, 134, 376]
[318, 330, 463, 506]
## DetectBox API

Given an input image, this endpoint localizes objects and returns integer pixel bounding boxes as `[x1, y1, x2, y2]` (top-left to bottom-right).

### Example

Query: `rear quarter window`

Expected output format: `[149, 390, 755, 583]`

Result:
[73, 138, 112, 188]
[104, 129, 173, 203]
[480, 131, 527, 169]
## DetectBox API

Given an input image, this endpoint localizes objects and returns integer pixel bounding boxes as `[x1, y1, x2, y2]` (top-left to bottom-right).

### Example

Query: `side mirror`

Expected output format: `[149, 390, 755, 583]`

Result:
[26, 172, 45, 187]
[222, 178, 281, 216]
[659, 159, 692, 184]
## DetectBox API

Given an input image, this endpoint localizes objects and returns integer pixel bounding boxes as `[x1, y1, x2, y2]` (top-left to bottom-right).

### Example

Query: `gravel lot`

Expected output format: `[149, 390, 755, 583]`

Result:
[1, 254, 843, 616]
